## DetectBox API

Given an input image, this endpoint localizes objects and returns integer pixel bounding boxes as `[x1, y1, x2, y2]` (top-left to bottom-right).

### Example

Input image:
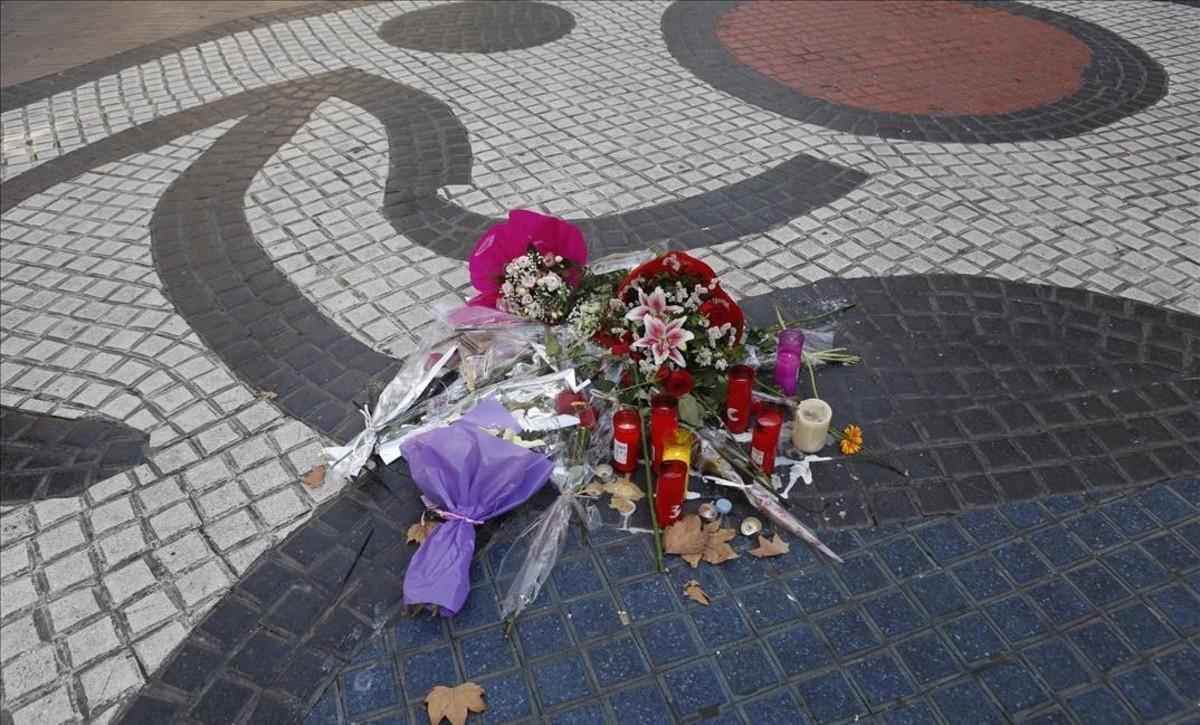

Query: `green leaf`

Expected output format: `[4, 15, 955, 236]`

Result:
[543, 330, 561, 358]
[677, 394, 703, 427]
[591, 378, 614, 392]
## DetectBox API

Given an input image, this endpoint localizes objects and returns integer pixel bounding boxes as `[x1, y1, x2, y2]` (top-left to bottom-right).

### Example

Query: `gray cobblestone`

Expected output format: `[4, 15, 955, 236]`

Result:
[47, 589, 100, 633]
[65, 617, 120, 667]
[102, 559, 155, 605]
[43, 549, 95, 593]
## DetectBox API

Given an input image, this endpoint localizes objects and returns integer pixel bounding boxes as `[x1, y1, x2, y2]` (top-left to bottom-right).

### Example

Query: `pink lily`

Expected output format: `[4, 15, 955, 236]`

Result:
[624, 287, 682, 323]
[632, 316, 694, 367]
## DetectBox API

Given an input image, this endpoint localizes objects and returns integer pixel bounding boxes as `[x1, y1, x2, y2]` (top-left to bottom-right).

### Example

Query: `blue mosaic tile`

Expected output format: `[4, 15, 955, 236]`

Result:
[848, 652, 914, 705]
[952, 557, 1013, 600]
[1041, 495, 1085, 515]
[993, 541, 1050, 584]
[1180, 520, 1200, 549]
[400, 647, 459, 703]
[531, 656, 592, 708]
[598, 540, 655, 580]
[1000, 501, 1047, 529]
[863, 591, 925, 637]
[550, 702, 607, 725]
[393, 614, 447, 651]
[362, 714, 404, 725]
[1024, 639, 1090, 691]
[1028, 579, 1091, 624]
[1103, 546, 1167, 590]
[1138, 486, 1193, 523]
[836, 553, 890, 596]
[1174, 478, 1200, 505]
[1111, 602, 1176, 650]
[786, 571, 843, 614]
[895, 633, 958, 684]
[796, 671, 866, 723]
[1029, 526, 1087, 566]
[664, 660, 729, 716]
[691, 597, 752, 647]
[1069, 621, 1134, 670]
[1151, 583, 1200, 630]
[1067, 688, 1137, 725]
[638, 616, 699, 667]
[1021, 709, 1070, 725]
[1066, 513, 1124, 552]
[1101, 499, 1158, 536]
[818, 609, 879, 658]
[881, 700, 937, 725]
[1066, 563, 1130, 606]
[459, 627, 515, 678]
[931, 680, 1004, 724]
[958, 510, 1013, 544]
[476, 670, 532, 724]
[915, 521, 972, 561]
[585, 635, 647, 688]
[1156, 646, 1200, 699]
[617, 577, 677, 622]
[552, 557, 606, 600]
[1114, 666, 1187, 720]
[744, 581, 803, 627]
[908, 571, 969, 617]
[979, 660, 1048, 712]
[350, 636, 387, 666]
[943, 613, 1007, 662]
[306, 688, 338, 725]
[565, 594, 623, 642]
[875, 536, 936, 578]
[342, 663, 400, 718]
[740, 689, 809, 724]
[718, 548, 776, 589]
[1141, 532, 1199, 571]
[716, 642, 779, 697]
[987, 596, 1047, 642]
[768, 624, 830, 676]
[516, 613, 571, 660]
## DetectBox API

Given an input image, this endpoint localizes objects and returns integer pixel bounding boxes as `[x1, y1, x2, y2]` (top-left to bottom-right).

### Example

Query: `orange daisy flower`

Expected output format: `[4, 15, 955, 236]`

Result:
[840, 424, 864, 455]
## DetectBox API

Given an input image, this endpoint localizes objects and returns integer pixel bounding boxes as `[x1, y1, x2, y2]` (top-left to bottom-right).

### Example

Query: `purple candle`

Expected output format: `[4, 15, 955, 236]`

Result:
[774, 329, 805, 396]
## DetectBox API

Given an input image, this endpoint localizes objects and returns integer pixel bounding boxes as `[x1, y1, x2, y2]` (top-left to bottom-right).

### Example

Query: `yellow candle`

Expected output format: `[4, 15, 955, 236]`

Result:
[661, 428, 694, 489]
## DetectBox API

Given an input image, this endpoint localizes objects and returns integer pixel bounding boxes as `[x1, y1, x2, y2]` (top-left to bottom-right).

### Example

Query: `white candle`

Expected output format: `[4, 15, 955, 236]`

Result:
[792, 399, 832, 453]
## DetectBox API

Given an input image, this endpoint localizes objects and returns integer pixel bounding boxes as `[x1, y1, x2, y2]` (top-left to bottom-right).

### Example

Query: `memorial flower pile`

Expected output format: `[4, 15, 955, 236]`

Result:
[321, 210, 894, 622]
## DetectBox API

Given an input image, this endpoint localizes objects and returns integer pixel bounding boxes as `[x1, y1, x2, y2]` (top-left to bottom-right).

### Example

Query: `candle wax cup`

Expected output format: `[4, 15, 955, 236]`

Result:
[650, 394, 679, 473]
[792, 398, 832, 454]
[750, 407, 784, 474]
[656, 461, 687, 527]
[612, 408, 641, 473]
[724, 365, 755, 434]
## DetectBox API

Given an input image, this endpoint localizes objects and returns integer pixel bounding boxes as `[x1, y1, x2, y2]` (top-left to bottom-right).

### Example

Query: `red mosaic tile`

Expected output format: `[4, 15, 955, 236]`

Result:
[716, 0, 1091, 116]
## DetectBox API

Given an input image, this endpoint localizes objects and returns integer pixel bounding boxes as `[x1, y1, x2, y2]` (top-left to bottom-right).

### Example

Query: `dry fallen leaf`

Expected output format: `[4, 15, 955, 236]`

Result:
[748, 533, 790, 558]
[299, 465, 325, 488]
[663, 515, 707, 567]
[256, 389, 278, 400]
[602, 478, 645, 502]
[664, 515, 739, 568]
[426, 682, 487, 725]
[406, 520, 440, 545]
[683, 579, 711, 606]
[701, 520, 739, 566]
[609, 496, 636, 515]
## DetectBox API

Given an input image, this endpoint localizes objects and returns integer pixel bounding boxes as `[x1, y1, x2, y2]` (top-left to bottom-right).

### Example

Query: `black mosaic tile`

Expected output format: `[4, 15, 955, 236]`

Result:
[378, 1, 574, 54]
[0, 407, 147, 503]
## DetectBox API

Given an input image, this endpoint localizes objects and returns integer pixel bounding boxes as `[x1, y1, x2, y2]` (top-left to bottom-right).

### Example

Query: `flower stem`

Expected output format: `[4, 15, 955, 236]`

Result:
[804, 352, 819, 400]
[632, 365, 666, 572]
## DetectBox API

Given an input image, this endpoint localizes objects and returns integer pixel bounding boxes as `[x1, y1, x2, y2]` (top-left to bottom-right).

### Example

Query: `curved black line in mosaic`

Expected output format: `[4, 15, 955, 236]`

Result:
[0, 407, 148, 504]
[114, 275, 1199, 724]
[0, 0, 385, 114]
[661, 0, 1169, 143]
[385, 154, 869, 260]
[378, 0, 575, 54]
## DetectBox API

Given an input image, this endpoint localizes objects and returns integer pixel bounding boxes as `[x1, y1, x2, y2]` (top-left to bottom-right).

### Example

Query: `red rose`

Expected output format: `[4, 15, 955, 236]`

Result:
[611, 341, 630, 356]
[577, 406, 598, 429]
[555, 389, 585, 414]
[620, 371, 633, 388]
[664, 369, 694, 397]
[655, 366, 670, 382]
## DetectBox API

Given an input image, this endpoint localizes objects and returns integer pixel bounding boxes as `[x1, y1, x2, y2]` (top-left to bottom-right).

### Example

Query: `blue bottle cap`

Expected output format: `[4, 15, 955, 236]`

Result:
[715, 498, 732, 515]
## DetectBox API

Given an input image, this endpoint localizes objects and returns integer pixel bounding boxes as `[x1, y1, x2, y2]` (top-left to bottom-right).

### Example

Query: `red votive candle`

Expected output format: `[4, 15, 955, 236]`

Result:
[750, 406, 784, 474]
[656, 460, 688, 527]
[650, 393, 679, 473]
[612, 408, 641, 473]
[724, 365, 755, 433]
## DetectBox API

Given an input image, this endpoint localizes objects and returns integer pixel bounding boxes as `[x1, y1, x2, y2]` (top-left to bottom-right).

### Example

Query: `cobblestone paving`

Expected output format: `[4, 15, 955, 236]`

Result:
[0, 0, 1198, 723]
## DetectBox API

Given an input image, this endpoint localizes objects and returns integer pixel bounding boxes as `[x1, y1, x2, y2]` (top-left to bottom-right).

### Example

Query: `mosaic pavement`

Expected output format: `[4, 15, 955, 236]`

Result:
[0, 1, 1198, 723]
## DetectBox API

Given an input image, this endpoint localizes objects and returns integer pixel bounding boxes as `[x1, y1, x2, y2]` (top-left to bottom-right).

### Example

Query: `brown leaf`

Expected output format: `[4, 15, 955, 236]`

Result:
[748, 533, 790, 558]
[425, 682, 487, 725]
[256, 389, 278, 400]
[602, 479, 645, 502]
[299, 465, 325, 488]
[701, 520, 739, 566]
[663, 515, 706, 560]
[683, 579, 710, 606]
[406, 520, 440, 545]
[609, 496, 636, 515]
